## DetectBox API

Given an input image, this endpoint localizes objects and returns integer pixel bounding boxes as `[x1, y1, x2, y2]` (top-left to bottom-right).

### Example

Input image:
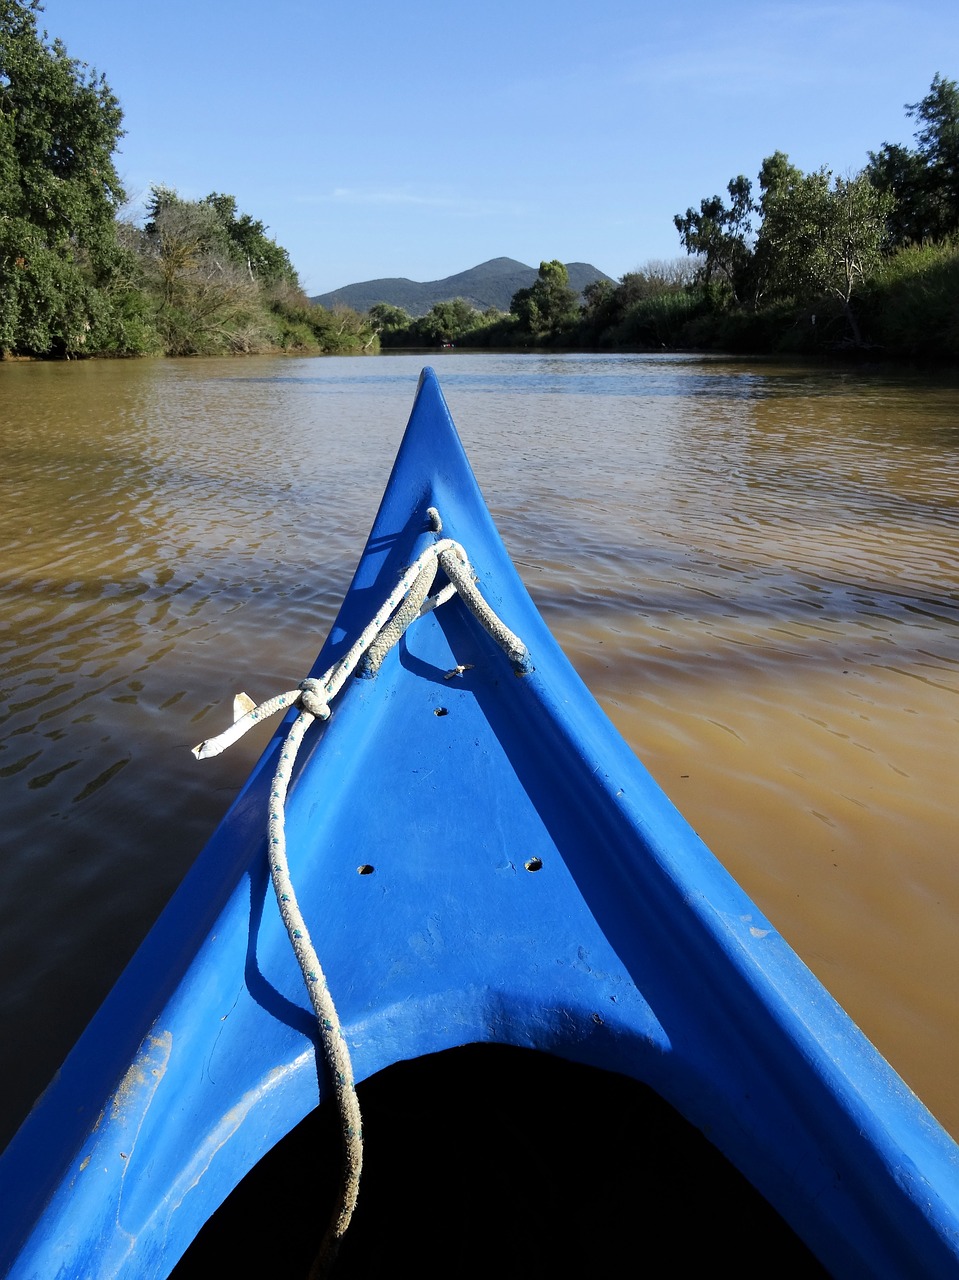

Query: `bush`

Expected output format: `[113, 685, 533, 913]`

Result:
[607, 289, 709, 348]
[859, 242, 959, 360]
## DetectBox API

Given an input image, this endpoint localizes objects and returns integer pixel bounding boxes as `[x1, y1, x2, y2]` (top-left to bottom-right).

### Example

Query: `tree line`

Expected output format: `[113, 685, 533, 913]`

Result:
[2, 0, 957, 362]
[663, 73, 959, 357]
[377, 76, 959, 361]
[0, 1, 374, 357]
[369, 258, 588, 348]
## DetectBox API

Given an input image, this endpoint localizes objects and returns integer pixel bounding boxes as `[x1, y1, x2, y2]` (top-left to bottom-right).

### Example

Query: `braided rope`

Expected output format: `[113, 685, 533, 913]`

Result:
[437, 545, 528, 669]
[267, 706, 362, 1274]
[191, 516, 530, 1264]
[362, 558, 438, 675]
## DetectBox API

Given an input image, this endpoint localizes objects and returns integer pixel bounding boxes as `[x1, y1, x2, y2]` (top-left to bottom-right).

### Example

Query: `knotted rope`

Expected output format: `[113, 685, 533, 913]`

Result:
[192, 516, 529, 1269]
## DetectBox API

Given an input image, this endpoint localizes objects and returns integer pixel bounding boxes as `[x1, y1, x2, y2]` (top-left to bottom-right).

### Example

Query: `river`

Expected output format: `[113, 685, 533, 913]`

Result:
[1, 350, 957, 1151]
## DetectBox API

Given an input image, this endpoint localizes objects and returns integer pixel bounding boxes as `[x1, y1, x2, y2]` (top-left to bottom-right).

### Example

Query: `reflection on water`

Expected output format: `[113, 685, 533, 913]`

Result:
[1, 352, 957, 1147]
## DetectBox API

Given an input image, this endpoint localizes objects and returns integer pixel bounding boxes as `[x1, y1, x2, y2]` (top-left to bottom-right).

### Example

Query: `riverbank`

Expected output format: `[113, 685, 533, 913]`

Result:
[7, 237, 958, 366]
[371, 241, 959, 367]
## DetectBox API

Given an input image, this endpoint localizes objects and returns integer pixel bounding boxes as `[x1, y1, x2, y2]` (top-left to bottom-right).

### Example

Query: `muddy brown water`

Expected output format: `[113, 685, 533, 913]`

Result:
[1, 351, 957, 1153]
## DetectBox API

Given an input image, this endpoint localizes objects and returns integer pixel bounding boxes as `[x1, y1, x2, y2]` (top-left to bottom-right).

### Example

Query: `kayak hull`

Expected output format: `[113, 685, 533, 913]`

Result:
[1, 369, 957, 1277]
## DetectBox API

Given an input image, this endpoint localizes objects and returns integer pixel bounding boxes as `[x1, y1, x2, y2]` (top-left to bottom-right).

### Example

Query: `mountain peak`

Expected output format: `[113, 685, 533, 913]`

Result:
[310, 259, 613, 317]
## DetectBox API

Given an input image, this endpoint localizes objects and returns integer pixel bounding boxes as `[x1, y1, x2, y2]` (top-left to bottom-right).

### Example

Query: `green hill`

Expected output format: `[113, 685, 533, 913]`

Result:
[310, 257, 613, 316]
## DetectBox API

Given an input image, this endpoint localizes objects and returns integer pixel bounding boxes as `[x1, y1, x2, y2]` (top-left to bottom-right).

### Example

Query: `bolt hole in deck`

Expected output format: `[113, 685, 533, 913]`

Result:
[524, 857, 543, 872]
[434, 706, 449, 717]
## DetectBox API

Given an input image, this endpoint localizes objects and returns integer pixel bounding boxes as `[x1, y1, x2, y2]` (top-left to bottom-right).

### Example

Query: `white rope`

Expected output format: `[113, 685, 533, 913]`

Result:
[191, 517, 530, 1265]
[193, 535, 529, 764]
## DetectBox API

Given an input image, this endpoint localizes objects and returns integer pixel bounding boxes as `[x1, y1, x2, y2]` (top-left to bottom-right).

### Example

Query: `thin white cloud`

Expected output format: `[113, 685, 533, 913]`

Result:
[298, 186, 529, 218]
[624, 1, 915, 93]
[331, 186, 452, 207]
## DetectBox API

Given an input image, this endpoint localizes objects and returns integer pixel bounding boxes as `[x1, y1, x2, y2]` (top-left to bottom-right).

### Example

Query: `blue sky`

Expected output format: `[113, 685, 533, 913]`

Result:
[37, 0, 959, 296]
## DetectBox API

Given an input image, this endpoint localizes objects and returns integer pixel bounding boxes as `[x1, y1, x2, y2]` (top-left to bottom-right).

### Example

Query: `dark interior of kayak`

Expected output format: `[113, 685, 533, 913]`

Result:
[171, 1043, 829, 1276]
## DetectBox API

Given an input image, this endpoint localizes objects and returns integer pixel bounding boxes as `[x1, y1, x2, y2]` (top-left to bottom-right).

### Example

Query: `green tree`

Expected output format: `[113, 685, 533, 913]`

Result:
[139, 187, 263, 354]
[201, 191, 297, 286]
[367, 302, 411, 333]
[0, 0, 127, 354]
[136, 186, 306, 354]
[579, 277, 618, 337]
[869, 74, 959, 245]
[143, 187, 297, 287]
[509, 260, 579, 338]
[579, 261, 702, 346]
[757, 161, 892, 342]
[747, 151, 806, 303]
[415, 297, 481, 344]
[674, 175, 756, 302]
[756, 151, 806, 219]
[867, 141, 933, 245]
[266, 283, 377, 353]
